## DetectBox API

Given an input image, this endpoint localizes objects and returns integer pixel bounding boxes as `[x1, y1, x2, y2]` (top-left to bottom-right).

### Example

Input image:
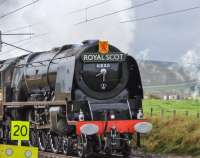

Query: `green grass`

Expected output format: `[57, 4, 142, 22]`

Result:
[142, 116, 200, 156]
[143, 99, 200, 117]
[140, 99, 200, 156]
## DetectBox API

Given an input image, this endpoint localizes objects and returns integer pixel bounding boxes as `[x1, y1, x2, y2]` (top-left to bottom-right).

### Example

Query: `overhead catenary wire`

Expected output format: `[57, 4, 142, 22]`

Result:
[0, 0, 40, 20]
[75, 0, 159, 25]
[0, 41, 34, 56]
[1, 41, 34, 53]
[67, 0, 113, 15]
[0, 32, 49, 56]
[3, 23, 39, 33]
[2, 32, 48, 49]
[12, 32, 48, 44]
[1, 33, 34, 36]
[120, 6, 200, 23]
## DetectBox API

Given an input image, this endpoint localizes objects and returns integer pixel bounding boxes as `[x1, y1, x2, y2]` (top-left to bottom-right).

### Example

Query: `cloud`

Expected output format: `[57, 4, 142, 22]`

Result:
[0, 0, 135, 60]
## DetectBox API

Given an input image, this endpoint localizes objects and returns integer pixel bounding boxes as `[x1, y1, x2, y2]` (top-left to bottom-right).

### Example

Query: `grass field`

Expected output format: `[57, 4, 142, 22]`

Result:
[142, 116, 200, 157]
[141, 99, 200, 156]
[143, 99, 200, 117]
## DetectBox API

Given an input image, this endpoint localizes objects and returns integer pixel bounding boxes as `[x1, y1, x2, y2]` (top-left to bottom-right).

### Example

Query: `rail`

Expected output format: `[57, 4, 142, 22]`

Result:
[39, 151, 77, 158]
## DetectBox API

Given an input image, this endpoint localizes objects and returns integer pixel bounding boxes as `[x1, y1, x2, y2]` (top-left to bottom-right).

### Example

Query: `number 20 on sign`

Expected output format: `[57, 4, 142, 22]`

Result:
[11, 121, 30, 141]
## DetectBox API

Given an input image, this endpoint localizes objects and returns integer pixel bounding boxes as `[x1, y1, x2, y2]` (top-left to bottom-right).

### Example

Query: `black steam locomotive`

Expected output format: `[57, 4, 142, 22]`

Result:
[0, 40, 152, 157]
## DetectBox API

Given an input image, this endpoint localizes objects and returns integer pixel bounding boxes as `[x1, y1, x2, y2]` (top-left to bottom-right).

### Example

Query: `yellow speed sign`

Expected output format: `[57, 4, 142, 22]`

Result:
[11, 121, 30, 141]
[0, 144, 38, 158]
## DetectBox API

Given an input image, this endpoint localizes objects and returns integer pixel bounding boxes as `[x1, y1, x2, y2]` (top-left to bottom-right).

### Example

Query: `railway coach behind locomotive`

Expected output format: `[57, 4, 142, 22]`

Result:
[0, 40, 152, 157]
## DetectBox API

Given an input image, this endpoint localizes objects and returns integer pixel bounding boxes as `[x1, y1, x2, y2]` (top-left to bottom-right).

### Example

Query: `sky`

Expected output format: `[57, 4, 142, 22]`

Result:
[134, 0, 200, 62]
[0, 0, 200, 62]
[0, 0, 134, 60]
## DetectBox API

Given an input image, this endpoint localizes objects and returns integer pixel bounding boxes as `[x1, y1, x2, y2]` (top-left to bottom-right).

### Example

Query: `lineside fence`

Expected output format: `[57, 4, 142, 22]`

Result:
[144, 107, 200, 119]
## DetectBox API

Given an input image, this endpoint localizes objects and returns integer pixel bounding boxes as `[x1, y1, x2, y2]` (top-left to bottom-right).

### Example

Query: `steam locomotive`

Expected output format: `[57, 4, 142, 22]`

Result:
[0, 40, 152, 157]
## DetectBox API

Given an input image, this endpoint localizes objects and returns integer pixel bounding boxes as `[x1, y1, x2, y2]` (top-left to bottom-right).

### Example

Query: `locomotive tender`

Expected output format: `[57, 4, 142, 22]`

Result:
[0, 40, 152, 157]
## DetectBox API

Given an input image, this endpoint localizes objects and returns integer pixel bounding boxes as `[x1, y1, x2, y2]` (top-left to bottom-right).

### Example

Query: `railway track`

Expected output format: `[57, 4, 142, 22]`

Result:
[39, 151, 78, 158]
[38, 151, 146, 158]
